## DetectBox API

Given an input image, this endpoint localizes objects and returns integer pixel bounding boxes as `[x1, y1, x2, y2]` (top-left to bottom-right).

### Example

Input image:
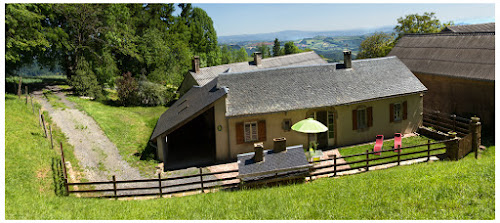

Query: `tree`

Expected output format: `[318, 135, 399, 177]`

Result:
[394, 12, 451, 40]
[234, 47, 248, 62]
[6, 4, 50, 76]
[284, 41, 299, 55]
[221, 45, 233, 64]
[356, 32, 394, 59]
[189, 7, 220, 66]
[273, 38, 281, 57]
[256, 44, 271, 58]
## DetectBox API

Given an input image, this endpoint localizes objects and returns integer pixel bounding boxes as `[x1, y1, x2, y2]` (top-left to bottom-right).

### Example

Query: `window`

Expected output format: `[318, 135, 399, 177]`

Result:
[282, 119, 292, 131]
[357, 108, 367, 129]
[393, 103, 402, 121]
[244, 121, 258, 142]
[327, 112, 334, 138]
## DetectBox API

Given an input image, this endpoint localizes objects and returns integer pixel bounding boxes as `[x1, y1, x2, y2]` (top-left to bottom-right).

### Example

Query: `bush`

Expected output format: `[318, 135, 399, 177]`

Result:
[136, 81, 176, 106]
[69, 58, 103, 99]
[115, 72, 138, 106]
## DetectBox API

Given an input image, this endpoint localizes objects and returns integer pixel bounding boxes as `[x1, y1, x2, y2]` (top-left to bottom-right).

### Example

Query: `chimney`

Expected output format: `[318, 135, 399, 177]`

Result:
[253, 142, 264, 162]
[343, 50, 352, 69]
[192, 56, 200, 73]
[254, 52, 262, 66]
[273, 137, 286, 152]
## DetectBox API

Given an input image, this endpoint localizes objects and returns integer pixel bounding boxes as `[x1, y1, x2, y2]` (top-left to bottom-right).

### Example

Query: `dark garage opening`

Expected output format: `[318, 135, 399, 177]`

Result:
[164, 107, 216, 170]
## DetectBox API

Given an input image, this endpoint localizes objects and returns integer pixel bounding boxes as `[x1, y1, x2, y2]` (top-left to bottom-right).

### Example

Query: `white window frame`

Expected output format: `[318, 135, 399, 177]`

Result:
[394, 103, 402, 122]
[357, 108, 367, 129]
[244, 121, 258, 142]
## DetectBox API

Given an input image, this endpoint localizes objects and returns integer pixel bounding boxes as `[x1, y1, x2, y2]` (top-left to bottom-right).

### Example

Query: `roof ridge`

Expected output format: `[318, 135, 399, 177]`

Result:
[404, 32, 495, 37]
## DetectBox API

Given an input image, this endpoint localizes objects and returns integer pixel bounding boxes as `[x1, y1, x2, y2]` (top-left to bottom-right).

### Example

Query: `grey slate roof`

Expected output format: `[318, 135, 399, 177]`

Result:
[388, 32, 495, 81]
[191, 51, 327, 86]
[237, 145, 311, 181]
[442, 22, 495, 33]
[218, 56, 427, 117]
[150, 79, 227, 140]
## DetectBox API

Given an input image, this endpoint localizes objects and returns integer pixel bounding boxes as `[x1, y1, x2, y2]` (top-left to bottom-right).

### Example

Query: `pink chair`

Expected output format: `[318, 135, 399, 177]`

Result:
[394, 133, 402, 153]
[374, 135, 384, 155]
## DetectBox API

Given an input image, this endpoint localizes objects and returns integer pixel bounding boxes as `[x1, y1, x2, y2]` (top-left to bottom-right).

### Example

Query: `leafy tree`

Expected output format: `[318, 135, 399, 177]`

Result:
[394, 12, 452, 39]
[284, 41, 299, 55]
[221, 45, 233, 64]
[273, 38, 281, 57]
[256, 44, 271, 58]
[116, 71, 138, 106]
[356, 32, 394, 59]
[234, 47, 248, 62]
[189, 7, 220, 66]
[6, 4, 50, 76]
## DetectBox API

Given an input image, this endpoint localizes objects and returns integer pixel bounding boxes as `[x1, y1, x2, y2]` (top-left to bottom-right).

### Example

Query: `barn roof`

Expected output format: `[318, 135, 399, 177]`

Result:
[442, 22, 495, 33]
[218, 56, 426, 117]
[150, 79, 227, 140]
[190, 51, 327, 86]
[388, 32, 495, 81]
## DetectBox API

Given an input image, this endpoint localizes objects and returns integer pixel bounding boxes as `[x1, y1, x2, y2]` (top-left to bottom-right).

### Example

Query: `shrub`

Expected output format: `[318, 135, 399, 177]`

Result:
[115, 72, 138, 106]
[136, 81, 176, 106]
[69, 58, 103, 99]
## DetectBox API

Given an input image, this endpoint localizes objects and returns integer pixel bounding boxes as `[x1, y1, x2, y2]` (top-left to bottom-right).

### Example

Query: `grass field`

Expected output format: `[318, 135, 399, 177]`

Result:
[5, 93, 495, 219]
[339, 136, 446, 168]
[65, 96, 167, 175]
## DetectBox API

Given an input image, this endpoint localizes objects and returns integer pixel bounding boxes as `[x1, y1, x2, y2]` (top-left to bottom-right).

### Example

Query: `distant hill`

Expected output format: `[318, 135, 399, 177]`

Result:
[218, 25, 393, 44]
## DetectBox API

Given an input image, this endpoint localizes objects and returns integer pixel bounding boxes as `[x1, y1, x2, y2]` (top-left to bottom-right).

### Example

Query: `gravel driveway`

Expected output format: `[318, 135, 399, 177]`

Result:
[34, 86, 218, 197]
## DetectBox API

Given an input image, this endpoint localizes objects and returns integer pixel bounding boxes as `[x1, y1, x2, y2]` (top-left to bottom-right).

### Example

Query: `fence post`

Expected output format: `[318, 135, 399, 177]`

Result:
[158, 173, 163, 198]
[41, 114, 48, 138]
[38, 109, 42, 127]
[17, 76, 22, 99]
[427, 139, 431, 162]
[112, 175, 118, 199]
[365, 150, 369, 172]
[397, 146, 401, 166]
[25, 86, 28, 105]
[49, 125, 54, 149]
[60, 142, 69, 195]
[199, 168, 205, 193]
[333, 154, 337, 177]
[470, 116, 481, 159]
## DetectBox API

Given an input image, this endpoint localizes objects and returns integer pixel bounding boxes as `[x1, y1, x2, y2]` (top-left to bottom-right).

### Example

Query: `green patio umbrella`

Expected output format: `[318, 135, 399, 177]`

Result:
[292, 118, 328, 153]
[291, 118, 328, 133]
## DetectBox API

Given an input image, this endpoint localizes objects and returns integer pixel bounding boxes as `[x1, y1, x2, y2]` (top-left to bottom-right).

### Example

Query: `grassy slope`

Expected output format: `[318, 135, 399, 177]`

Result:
[6, 93, 494, 219]
[65, 96, 167, 175]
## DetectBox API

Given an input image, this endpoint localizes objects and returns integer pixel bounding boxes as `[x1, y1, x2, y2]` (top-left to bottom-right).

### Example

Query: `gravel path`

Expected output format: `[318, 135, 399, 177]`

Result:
[34, 86, 218, 197]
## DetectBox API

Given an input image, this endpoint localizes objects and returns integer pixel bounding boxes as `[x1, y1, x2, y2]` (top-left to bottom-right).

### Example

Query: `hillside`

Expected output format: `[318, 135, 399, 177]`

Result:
[5, 93, 494, 219]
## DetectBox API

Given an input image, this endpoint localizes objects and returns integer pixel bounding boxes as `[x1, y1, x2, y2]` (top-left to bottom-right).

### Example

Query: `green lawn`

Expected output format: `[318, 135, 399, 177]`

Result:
[6, 93, 495, 219]
[65, 96, 167, 175]
[339, 136, 446, 169]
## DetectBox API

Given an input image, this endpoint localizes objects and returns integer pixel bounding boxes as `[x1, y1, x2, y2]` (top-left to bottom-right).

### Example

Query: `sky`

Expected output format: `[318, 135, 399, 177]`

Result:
[185, 3, 495, 36]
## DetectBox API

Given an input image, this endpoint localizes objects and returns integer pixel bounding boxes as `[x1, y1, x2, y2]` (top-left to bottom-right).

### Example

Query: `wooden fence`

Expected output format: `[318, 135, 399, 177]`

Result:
[422, 108, 471, 137]
[308, 138, 453, 178]
[59, 138, 454, 199]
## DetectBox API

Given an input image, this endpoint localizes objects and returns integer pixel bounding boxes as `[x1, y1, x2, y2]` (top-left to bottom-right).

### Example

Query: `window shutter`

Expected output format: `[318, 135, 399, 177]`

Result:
[367, 107, 373, 127]
[352, 109, 358, 130]
[403, 101, 408, 120]
[258, 120, 266, 141]
[389, 103, 394, 122]
[236, 122, 244, 144]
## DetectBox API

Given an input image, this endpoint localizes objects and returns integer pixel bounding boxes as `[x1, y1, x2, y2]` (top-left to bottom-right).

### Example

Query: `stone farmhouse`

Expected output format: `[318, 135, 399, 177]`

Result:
[151, 52, 427, 170]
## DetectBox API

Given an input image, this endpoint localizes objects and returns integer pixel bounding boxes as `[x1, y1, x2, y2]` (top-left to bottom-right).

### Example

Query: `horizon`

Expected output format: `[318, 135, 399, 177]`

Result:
[189, 3, 495, 37]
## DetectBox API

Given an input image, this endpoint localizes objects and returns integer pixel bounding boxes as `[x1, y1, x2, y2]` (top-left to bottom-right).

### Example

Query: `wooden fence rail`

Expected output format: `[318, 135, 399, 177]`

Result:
[62, 138, 453, 199]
